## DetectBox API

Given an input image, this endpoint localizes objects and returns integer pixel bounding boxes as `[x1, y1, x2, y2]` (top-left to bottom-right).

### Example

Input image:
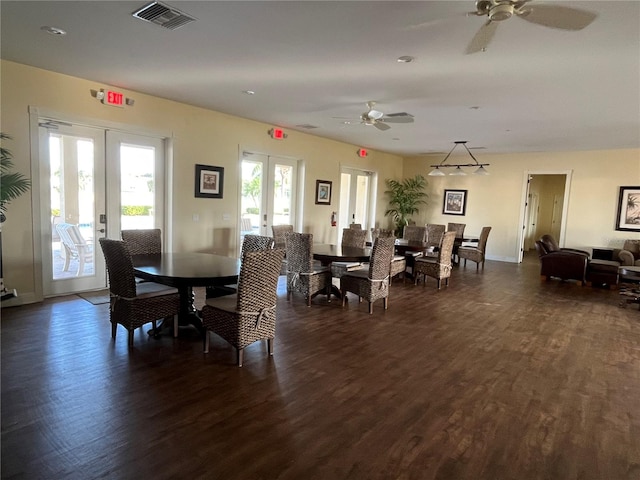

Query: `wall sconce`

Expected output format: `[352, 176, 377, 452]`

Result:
[428, 141, 490, 176]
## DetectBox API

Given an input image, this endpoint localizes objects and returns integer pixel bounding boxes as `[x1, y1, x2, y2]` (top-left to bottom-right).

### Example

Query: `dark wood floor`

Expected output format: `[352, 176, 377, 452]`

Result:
[2, 254, 640, 480]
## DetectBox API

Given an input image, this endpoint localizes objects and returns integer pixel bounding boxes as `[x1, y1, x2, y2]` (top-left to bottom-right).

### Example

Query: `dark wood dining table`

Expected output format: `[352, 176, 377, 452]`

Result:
[312, 244, 372, 300]
[312, 244, 372, 266]
[132, 252, 240, 335]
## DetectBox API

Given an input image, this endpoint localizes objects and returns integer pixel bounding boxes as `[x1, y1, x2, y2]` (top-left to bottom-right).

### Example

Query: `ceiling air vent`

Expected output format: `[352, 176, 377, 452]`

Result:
[132, 1, 196, 30]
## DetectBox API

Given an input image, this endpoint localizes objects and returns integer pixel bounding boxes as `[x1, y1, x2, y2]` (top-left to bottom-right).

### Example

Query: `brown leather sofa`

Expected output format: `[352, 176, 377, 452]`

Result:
[534, 234, 590, 285]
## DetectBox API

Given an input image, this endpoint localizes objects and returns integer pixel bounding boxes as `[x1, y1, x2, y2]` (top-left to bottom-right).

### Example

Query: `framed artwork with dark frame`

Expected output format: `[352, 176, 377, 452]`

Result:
[443, 189, 467, 216]
[195, 164, 224, 199]
[315, 180, 332, 205]
[615, 186, 640, 231]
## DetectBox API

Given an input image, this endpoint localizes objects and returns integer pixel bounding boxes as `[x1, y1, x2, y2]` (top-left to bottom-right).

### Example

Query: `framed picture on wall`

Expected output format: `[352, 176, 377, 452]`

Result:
[443, 189, 467, 216]
[195, 164, 224, 199]
[615, 185, 640, 231]
[315, 180, 332, 205]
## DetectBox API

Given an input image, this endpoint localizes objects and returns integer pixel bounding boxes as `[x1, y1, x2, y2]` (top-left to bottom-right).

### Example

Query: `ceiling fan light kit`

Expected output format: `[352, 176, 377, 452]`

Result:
[428, 141, 490, 176]
[350, 101, 414, 132]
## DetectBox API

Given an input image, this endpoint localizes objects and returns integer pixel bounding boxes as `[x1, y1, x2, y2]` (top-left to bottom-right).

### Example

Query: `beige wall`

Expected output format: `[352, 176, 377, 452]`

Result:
[404, 150, 640, 262]
[1, 60, 403, 304]
[2, 60, 639, 305]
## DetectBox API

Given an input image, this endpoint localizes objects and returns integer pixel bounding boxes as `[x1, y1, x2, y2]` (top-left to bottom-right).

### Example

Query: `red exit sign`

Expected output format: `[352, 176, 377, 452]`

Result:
[101, 90, 124, 107]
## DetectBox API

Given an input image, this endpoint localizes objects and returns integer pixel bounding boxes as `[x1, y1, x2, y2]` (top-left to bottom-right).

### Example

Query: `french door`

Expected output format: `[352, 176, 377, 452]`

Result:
[39, 120, 165, 296]
[240, 151, 297, 249]
[338, 167, 374, 231]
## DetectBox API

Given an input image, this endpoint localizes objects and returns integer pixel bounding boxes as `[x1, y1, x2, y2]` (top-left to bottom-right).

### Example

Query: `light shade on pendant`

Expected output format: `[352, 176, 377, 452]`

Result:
[474, 165, 490, 175]
[428, 167, 446, 176]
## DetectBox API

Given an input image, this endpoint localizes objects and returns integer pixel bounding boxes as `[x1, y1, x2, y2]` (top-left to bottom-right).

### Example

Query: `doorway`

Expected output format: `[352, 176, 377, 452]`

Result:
[519, 171, 571, 262]
[239, 151, 298, 250]
[338, 167, 375, 231]
[37, 119, 166, 296]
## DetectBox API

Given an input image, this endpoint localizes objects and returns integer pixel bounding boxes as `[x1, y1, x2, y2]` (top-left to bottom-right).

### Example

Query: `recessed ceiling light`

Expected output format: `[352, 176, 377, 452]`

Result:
[41, 26, 66, 36]
[469, 106, 480, 110]
[397, 56, 415, 63]
[242, 90, 255, 95]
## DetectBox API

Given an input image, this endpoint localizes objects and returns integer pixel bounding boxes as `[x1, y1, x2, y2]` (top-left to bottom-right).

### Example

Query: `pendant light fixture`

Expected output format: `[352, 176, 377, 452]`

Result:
[428, 141, 490, 176]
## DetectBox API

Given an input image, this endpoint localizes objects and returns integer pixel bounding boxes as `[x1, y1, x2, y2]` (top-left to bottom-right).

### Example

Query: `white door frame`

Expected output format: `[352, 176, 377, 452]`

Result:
[517, 169, 572, 262]
[238, 149, 301, 253]
[28, 106, 171, 300]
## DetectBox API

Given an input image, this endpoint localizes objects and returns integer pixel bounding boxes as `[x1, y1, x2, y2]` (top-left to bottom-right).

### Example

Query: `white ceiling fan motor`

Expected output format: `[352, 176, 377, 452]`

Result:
[489, 3, 514, 21]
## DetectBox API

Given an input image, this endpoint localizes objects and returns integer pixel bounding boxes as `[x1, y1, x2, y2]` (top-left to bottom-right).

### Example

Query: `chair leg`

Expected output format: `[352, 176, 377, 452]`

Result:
[173, 315, 178, 338]
[111, 321, 117, 339]
[128, 329, 134, 347]
[341, 294, 347, 308]
[436, 279, 441, 289]
[464, 259, 467, 267]
[307, 295, 311, 307]
[204, 331, 210, 353]
[237, 348, 244, 367]
[383, 297, 388, 310]
[368, 302, 373, 314]
[268, 338, 274, 356]
[445, 278, 450, 286]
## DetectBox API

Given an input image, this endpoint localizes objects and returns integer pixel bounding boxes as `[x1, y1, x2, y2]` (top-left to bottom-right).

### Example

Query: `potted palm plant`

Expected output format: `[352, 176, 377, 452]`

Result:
[1, 133, 31, 299]
[384, 174, 428, 237]
[1, 133, 31, 224]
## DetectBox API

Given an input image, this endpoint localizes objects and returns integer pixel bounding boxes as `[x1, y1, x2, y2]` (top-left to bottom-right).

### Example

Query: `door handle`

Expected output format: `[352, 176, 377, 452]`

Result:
[98, 228, 105, 233]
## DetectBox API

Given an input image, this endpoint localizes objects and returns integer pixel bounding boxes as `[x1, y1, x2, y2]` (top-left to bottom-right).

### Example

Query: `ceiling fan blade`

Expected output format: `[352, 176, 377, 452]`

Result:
[466, 20, 498, 54]
[374, 121, 391, 131]
[518, 4, 597, 31]
[381, 115, 414, 124]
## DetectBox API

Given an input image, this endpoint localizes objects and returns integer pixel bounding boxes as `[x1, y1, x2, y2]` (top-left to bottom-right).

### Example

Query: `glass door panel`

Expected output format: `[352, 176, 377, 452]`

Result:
[240, 152, 297, 251]
[41, 123, 106, 295]
[105, 131, 165, 237]
[339, 167, 370, 231]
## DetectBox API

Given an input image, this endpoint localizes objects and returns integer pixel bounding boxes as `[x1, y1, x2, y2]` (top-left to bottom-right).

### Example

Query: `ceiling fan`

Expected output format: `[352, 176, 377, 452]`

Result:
[341, 101, 414, 131]
[466, 0, 598, 54]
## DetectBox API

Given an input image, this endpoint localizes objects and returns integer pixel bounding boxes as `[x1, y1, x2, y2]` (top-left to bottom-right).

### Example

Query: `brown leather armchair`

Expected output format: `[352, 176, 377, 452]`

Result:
[535, 234, 589, 285]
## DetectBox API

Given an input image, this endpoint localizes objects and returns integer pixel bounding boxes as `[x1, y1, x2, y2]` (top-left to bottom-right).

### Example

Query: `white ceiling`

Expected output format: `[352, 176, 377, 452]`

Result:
[1, 1, 639, 156]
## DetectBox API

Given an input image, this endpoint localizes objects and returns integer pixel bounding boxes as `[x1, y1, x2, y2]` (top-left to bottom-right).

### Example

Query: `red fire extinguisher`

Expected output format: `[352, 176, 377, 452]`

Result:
[331, 211, 337, 227]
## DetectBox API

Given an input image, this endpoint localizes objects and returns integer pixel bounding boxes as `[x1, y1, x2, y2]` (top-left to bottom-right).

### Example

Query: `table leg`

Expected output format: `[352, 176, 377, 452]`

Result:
[148, 285, 205, 337]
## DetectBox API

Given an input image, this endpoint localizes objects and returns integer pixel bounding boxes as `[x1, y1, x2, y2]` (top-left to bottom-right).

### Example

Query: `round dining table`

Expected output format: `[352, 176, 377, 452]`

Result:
[132, 252, 240, 336]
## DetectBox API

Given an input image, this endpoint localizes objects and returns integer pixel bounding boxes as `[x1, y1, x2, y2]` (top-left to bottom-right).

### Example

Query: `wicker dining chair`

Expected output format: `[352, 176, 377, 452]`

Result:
[340, 236, 395, 314]
[121, 229, 162, 255]
[459, 226, 492, 270]
[331, 228, 368, 278]
[285, 232, 332, 306]
[447, 222, 466, 263]
[372, 228, 405, 284]
[98, 238, 180, 346]
[272, 224, 294, 250]
[241, 234, 274, 256]
[426, 224, 446, 248]
[207, 234, 274, 299]
[403, 225, 427, 242]
[201, 248, 285, 367]
[413, 231, 456, 289]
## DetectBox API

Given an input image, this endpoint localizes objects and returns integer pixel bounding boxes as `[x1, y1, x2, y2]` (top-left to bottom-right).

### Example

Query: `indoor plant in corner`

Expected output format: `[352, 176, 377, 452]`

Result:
[384, 174, 428, 237]
[1, 133, 32, 299]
